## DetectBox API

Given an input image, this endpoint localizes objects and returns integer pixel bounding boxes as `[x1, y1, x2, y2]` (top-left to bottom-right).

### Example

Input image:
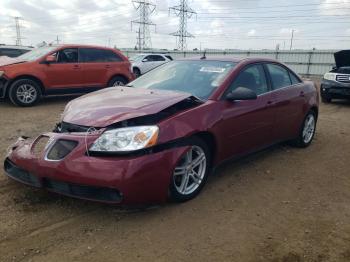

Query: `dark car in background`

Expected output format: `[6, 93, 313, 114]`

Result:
[0, 44, 134, 106]
[4, 57, 319, 205]
[0, 45, 32, 58]
[321, 50, 350, 103]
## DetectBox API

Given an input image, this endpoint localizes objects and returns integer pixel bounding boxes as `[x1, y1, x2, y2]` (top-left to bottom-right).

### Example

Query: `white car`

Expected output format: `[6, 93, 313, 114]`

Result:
[0, 45, 33, 58]
[130, 54, 173, 77]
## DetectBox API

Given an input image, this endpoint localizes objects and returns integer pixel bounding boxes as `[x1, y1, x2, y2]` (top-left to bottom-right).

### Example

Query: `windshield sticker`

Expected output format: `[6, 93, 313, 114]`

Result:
[200, 67, 226, 73]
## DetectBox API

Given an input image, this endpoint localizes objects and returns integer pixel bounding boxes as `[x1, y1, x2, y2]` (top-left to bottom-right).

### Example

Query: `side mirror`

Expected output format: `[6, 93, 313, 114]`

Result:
[142, 58, 148, 62]
[226, 87, 257, 101]
[45, 55, 56, 63]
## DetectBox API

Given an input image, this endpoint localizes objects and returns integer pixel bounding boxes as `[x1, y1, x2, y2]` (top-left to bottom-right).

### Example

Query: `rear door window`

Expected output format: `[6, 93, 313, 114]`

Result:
[151, 55, 166, 62]
[266, 64, 292, 90]
[289, 72, 302, 85]
[165, 55, 173, 60]
[79, 48, 123, 63]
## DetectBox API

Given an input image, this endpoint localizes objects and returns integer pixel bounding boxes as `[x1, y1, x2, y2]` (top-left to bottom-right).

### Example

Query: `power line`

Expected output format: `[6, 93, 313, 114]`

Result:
[131, 0, 156, 50]
[169, 0, 196, 51]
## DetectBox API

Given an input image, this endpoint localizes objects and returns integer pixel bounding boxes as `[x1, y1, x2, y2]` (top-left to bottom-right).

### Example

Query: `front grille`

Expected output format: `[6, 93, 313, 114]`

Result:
[4, 158, 41, 187]
[336, 74, 350, 83]
[54, 122, 92, 133]
[43, 178, 123, 203]
[46, 139, 78, 160]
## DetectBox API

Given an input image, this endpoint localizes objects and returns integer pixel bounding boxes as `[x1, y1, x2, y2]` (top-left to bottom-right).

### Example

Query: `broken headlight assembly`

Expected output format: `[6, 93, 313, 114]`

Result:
[89, 126, 159, 152]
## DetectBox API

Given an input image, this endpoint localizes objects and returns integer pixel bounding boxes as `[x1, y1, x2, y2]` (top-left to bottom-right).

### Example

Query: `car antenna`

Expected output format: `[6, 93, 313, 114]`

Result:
[200, 50, 206, 60]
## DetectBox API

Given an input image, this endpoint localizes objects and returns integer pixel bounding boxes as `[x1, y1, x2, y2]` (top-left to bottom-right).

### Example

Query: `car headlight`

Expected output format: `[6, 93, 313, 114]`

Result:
[323, 73, 337, 81]
[0, 71, 4, 77]
[89, 126, 159, 152]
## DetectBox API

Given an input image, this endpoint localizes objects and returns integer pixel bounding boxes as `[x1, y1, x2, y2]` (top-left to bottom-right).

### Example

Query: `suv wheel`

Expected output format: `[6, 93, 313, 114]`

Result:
[321, 96, 332, 103]
[108, 76, 127, 87]
[9, 79, 41, 107]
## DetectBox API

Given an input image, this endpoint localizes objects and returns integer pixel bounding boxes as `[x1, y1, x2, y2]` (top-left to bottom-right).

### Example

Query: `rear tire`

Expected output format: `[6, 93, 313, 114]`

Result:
[8, 79, 41, 107]
[133, 68, 141, 78]
[292, 110, 317, 148]
[108, 76, 128, 87]
[169, 137, 211, 203]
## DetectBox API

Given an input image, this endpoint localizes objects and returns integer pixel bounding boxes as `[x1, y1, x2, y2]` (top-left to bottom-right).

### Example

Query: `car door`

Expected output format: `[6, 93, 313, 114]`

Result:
[43, 48, 83, 89]
[265, 63, 305, 141]
[151, 55, 167, 69]
[141, 55, 156, 73]
[78, 48, 109, 88]
[216, 64, 276, 160]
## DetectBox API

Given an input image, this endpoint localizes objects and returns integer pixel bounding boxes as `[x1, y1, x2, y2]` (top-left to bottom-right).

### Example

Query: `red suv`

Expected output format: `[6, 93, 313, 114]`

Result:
[0, 45, 134, 106]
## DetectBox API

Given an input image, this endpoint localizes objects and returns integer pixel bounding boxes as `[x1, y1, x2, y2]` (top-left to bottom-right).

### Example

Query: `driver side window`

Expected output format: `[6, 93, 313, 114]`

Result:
[57, 48, 78, 63]
[227, 64, 268, 96]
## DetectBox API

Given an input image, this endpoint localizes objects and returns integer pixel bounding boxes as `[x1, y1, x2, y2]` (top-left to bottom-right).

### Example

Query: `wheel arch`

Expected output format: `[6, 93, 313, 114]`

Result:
[6, 75, 45, 97]
[190, 131, 217, 168]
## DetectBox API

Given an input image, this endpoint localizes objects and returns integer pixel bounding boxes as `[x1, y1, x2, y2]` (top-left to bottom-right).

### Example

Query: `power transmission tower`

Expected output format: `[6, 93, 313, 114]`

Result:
[131, 0, 156, 50]
[169, 0, 196, 51]
[14, 17, 23, 46]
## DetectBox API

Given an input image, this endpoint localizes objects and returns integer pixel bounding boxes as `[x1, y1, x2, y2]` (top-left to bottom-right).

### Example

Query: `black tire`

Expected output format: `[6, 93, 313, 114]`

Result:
[133, 68, 141, 78]
[8, 79, 42, 107]
[169, 137, 211, 203]
[321, 96, 332, 103]
[108, 76, 128, 87]
[292, 110, 317, 148]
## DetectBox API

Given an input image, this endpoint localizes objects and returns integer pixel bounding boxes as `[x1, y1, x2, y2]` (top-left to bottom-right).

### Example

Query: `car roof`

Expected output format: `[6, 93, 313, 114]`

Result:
[131, 53, 172, 56]
[177, 56, 279, 64]
[50, 44, 119, 51]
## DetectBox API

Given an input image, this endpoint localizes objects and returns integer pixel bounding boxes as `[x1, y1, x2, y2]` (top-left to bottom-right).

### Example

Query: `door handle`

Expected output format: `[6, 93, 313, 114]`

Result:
[105, 65, 111, 69]
[72, 65, 80, 69]
[267, 100, 275, 106]
[299, 91, 305, 97]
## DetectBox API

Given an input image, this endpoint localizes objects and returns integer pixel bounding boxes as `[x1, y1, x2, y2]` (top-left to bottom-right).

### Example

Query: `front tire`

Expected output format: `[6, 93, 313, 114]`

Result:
[292, 110, 317, 148]
[169, 137, 211, 203]
[8, 79, 41, 107]
[321, 96, 332, 103]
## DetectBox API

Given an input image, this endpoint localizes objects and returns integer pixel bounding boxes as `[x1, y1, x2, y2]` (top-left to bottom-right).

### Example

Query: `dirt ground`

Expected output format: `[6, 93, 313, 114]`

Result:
[0, 94, 350, 262]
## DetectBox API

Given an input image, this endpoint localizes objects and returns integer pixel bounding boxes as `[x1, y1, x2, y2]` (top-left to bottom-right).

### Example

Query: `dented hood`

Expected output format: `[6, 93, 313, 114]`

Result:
[62, 87, 192, 127]
[334, 50, 350, 68]
[0, 56, 27, 67]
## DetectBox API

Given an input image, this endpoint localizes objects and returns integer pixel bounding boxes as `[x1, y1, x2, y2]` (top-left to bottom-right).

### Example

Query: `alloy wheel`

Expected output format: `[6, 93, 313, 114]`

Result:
[302, 114, 315, 144]
[16, 84, 38, 104]
[173, 145, 207, 195]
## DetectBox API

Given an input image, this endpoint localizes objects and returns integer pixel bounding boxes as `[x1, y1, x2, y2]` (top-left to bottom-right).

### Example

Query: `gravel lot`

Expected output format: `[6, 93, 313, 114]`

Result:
[0, 94, 350, 262]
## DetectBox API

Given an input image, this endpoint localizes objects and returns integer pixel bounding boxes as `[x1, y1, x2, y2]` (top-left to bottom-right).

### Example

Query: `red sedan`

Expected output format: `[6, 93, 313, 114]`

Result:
[4, 57, 319, 205]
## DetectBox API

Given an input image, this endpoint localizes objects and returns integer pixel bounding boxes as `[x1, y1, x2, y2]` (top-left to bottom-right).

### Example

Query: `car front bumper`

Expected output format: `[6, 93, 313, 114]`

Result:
[4, 133, 188, 205]
[320, 79, 350, 99]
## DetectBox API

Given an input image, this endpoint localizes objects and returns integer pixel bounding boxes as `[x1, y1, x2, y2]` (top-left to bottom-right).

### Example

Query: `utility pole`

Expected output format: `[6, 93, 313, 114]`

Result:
[169, 0, 196, 51]
[55, 35, 61, 45]
[290, 29, 295, 50]
[14, 17, 23, 46]
[131, 0, 156, 50]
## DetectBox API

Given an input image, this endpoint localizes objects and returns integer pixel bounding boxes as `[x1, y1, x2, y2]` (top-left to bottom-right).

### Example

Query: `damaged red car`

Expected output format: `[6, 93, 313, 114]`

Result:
[4, 57, 319, 205]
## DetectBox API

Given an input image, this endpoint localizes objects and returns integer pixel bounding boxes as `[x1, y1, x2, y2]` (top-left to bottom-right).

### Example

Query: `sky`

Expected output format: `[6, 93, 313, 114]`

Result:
[0, 0, 350, 50]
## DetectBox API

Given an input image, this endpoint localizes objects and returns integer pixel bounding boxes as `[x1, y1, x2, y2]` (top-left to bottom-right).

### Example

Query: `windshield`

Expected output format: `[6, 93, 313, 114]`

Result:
[17, 46, 57, 61]
[128, 60, 237, 100]
[130, 55, 145, 62]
